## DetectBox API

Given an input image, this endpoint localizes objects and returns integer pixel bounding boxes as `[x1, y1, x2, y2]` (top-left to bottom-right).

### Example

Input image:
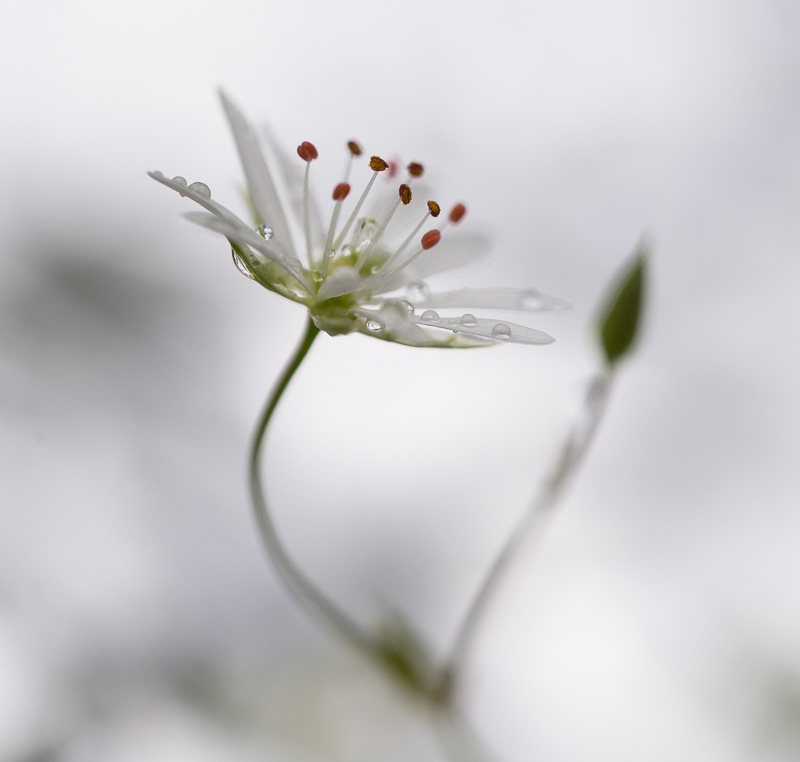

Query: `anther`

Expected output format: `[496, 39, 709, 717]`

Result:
[399, 184, 412, 205]
[388, 160, 399, 178]
[369, 155, 389, 172]
[421, 230, 441, 250]
[332, 182, 351, 201]
[407, 162, 424, 178]
[449, 203, 467, 223]
[347, 140, 362, 156]
[296, 141, 318, 161]
[427, 200, 441, 218]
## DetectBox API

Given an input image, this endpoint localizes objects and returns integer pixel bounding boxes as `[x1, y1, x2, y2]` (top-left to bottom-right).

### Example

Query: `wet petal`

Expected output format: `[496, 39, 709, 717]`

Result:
[219, 90, 297, 258]
[412, 312, 554, 345]
[354, 307, 494, 348]
[414, 286, 570, 312]
[148, 171, 249, 225]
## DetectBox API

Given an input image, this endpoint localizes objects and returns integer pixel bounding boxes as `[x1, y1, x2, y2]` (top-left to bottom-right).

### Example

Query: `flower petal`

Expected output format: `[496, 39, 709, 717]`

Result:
[219, 90, 297, 258]
[412, 313, 555, 345]
[354, 307, 494, 348]
[148, 171, 249, 225]
[414, 286, 570, 312]
[183, 211, 312, 295]
[375, 231, 491, 292]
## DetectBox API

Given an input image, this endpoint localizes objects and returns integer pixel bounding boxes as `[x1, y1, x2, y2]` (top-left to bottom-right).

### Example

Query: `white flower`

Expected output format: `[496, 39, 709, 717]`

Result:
[149, 92, 567, 347]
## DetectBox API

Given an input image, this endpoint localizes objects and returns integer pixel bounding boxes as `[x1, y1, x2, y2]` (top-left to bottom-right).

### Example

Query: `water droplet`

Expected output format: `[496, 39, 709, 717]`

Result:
[188, 181, 211, 198]
[231, 248, 254, 280]
[365, 318, 384, 332]
[421, 309, 439, 322]
[257, 224, 273, 239]
[172, 176, 187, 196]
[517, 288, 541, 309]
[405, 281, 430, 302]
[288, 256, 303, 269]
[459, 313, 478, 327]
[384, 298, 414, 315]
[369, 264, 381, 274]
[491, 322, 512, 339]
[311, 270, 324, 285]
[353, 218, 378, 250]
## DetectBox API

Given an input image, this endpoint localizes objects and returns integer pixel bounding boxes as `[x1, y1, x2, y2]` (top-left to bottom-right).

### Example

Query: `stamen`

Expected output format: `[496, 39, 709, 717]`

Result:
[296, 141, 318, 161]
[421, 229, 441, 250]
[371, 203, 434, 278]
[369, 155, 389, 172]
[449, 203, 467, 223]
[296, 140, 319, 265]
[427, 200, 441, 217]
[407, 162, 424, 178]
[333, 155, 390, 250]
[342, 140, 362, 184]
[321, 183, 351, 277]
[353, 183, 412, 273]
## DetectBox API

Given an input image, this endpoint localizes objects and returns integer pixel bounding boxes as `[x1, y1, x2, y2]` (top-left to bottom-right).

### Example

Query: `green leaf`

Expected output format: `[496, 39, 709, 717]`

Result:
[597, 244, 648, 367]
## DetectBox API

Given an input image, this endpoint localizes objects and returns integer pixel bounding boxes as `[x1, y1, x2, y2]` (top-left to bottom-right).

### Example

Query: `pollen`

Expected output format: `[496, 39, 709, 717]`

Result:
[332, 182, 351, 201]
[347, 140, 362, 156]
[399, 183, 412, 205]
[449, 203, 466, 223]
[369, 155, 389, 172]
[407, 162, 424, 178]
[427, 200, 441, 217]
[296, 141, 318, 161]
[421, 230, 441, 250]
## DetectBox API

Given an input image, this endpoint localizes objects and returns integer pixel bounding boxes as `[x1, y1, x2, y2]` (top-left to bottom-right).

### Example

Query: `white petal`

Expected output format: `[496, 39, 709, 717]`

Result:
[219, 90, 297, 258]
[412, 313, 554, 345]
[148, 171, 248, 225]
[183, 211, 312, 294]
[414, 287, 570, 312]
[376, 231, 491, 292]
[354, 307, 493, 348]
[317, 266, 363, 300]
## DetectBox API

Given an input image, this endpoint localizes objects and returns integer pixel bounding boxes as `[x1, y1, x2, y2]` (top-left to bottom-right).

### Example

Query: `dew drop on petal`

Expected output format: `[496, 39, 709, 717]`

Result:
[311, 270, 324, 285]
[420, 309, 439, 322]
[405, 281, 430, 302]
[257, 224, 274, 240]
[517, 288, 541, 309]
[365, 318, 384, 332]
[459, 313, 478, 327]
[369, 264, 381, 274]
[188, 181, 211, 198]
[231, 248, 254, 280]
[384, 298, 414, 315]
[171, 176, 187, 186]
[491, 322, 512, 340]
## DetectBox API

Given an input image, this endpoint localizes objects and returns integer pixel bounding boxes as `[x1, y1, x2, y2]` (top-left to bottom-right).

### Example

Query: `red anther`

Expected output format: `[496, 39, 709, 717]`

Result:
[369, 155, 389, 172]
[427, 200, 441, 217]
[332, 182, 351, 201]
[347, 140, 362, 156]
[421, 230, 441, 250]
[388, 160, 399, 178]
[296, 141, 318, 161]
[407, 162, 424, 178]
[449, 203, 467, 223]
[398, 183, 412, 205]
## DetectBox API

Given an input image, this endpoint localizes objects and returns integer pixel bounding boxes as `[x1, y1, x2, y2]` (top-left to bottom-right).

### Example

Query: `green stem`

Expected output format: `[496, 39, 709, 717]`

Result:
[249, 316, 378, 658]
[440, 372, 612, 691]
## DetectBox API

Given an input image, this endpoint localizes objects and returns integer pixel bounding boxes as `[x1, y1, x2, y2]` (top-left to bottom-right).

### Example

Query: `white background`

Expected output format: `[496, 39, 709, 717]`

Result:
[2, 1, 799, 759]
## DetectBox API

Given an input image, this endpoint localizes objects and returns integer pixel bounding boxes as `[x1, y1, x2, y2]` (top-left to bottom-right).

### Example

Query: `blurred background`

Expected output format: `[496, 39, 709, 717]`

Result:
[2, 0, 799, 759]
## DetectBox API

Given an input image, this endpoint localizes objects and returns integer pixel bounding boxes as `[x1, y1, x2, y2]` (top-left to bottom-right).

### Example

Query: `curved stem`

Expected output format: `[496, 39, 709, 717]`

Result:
[249, 316, 379, 658]
[441, 372, 612, 689]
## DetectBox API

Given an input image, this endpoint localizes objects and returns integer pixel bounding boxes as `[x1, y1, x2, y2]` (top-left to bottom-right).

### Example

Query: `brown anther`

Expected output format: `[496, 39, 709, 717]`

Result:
[332, 182, 351, 201]
[369, 155, 389, 172]
[296, 141, 318, 161]
[398, 183, 412, 205]
[449, 203, 467, 223]
[347, 140, 362, 156]
[427, 200, 441, 217]
[407, 162, 424, 178]
[421, 230, 441, 250]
